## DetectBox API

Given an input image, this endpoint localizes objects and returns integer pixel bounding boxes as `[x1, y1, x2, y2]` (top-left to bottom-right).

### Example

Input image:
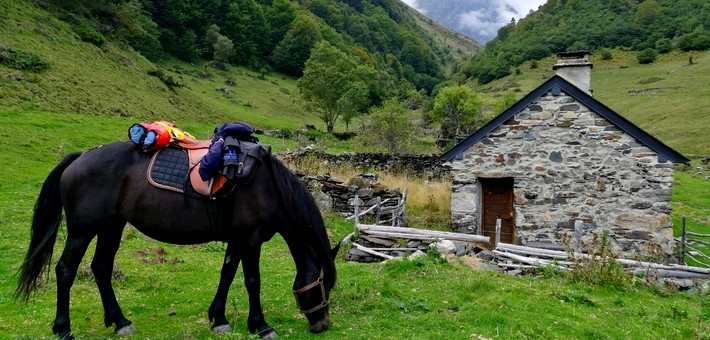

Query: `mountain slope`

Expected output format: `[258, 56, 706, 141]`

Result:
[402, 2, 483, 61]
[0, 1, 323, 131]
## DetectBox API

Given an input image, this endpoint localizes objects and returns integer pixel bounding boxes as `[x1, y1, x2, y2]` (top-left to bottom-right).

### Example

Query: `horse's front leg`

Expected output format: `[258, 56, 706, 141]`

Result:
[208, 243, 240, 333]
[241, 246, 277, 340]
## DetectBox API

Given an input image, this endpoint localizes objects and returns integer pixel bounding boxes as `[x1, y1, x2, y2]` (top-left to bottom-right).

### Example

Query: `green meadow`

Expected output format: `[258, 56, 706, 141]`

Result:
[0, 110, 709, 340]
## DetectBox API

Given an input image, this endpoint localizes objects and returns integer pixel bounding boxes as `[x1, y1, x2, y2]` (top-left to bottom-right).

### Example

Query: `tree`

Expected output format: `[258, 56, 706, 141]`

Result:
[272, 14, 322, 76]
[264, 0, 296, 51]
[431, 85, 481, 140]
[365, 99, 414, 154]
[205, 24, 221, 54]
[222, 0, 270, 66]
[635, 0, 663, 26]
[113, 0, 163, 61]
[297, 41, 375, 134]
[213, 35, 234, 64]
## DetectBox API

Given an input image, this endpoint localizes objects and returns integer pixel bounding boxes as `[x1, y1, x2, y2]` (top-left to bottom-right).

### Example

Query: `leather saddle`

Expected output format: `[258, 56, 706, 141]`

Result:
[146, 137, 269, 197]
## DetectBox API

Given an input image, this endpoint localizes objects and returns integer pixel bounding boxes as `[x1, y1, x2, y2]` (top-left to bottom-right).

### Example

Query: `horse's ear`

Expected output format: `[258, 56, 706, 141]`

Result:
[330, 241, 341, 260]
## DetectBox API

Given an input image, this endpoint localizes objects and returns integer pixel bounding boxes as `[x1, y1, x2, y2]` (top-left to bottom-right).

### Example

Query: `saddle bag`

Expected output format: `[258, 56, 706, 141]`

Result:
[129, 122, 174, 152]
[221, 136, 271, 182]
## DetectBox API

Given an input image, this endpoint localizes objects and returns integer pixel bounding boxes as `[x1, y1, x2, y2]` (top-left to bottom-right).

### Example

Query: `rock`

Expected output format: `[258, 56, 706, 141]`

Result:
[430, 240, 456, 254]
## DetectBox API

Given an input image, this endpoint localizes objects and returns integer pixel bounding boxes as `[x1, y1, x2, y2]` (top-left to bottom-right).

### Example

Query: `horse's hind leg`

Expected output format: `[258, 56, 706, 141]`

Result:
[91, 220, 135, 335]
[208, 243, 240, 333]
[52, 233, 95, 339]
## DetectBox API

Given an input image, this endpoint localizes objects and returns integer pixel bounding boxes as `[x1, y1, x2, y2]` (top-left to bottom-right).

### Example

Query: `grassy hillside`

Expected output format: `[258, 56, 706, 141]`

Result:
[0, 1, 323, 134]
[470, 49, 710, 158]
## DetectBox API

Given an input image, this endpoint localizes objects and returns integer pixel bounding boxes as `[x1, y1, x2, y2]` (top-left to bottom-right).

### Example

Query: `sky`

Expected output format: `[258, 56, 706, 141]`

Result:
[401, 0, 548, 43]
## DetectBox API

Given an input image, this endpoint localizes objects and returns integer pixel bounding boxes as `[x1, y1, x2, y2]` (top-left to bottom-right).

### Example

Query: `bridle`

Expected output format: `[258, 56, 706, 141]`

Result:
[292, 269, 329, 315]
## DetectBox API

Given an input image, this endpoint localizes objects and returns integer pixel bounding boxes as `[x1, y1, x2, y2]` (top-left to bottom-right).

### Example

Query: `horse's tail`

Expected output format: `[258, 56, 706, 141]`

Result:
[16, 152, 83, 301]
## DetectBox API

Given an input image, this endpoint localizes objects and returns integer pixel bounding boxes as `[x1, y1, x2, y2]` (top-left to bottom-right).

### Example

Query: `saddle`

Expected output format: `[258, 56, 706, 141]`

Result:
[147, 137, 270, 197]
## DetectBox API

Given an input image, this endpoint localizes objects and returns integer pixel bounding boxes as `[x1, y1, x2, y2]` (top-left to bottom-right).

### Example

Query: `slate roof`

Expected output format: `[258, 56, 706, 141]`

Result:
[439, 75, 690, 164]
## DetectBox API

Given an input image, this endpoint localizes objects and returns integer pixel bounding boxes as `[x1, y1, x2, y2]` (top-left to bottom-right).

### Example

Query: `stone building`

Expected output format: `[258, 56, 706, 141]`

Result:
[440, 51, 689, 259]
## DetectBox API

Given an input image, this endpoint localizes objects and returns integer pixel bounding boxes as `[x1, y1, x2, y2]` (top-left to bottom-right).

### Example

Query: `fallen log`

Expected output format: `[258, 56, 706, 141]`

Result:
[351, 242, 394, 260]
[357, 224, 490, 243]
[632, 268, 709, 279]
[496, 242, 710, 275]
[492, 250, 567, 269]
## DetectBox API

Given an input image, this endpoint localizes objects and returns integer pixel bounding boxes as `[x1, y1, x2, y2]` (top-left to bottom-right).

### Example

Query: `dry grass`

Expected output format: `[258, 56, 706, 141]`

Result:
[282, 154, 451, 230]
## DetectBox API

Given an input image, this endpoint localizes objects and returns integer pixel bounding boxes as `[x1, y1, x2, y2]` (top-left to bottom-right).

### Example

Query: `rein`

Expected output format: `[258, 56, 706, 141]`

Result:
[292, 270, 328, 315]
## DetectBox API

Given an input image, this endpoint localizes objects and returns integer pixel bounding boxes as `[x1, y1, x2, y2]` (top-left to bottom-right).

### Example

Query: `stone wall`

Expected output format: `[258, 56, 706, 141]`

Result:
[449, 91, 676, 259]
[295, 173, 403, 216]
[281, 149, 449, 179]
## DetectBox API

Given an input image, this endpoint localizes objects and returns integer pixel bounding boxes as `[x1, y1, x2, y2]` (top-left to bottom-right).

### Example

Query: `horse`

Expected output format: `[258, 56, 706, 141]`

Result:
[16, 140, 339, 340]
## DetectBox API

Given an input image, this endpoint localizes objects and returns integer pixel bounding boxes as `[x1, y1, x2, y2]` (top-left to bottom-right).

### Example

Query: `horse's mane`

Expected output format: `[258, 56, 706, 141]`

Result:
[266, 154, 336, 279]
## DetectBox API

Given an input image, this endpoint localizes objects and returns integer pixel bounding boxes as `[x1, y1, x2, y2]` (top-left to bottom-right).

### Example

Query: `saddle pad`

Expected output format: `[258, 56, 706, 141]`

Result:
[148, 147, 189, 193]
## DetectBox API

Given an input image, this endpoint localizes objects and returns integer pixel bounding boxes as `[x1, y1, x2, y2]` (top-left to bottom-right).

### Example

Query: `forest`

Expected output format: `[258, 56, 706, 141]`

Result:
[45, 0, 457, 96]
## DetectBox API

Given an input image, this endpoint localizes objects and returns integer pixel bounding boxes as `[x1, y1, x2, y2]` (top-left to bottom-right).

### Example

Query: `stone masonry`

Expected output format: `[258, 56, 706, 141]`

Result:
[448, 90, 676, 259]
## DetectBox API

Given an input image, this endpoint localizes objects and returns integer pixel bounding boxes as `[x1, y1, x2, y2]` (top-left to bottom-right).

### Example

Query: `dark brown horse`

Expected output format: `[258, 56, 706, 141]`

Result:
[16, 140, 339, 339]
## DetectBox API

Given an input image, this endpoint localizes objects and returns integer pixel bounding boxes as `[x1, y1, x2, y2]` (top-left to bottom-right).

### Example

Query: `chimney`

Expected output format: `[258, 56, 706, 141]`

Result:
[553, 51, 593, 95]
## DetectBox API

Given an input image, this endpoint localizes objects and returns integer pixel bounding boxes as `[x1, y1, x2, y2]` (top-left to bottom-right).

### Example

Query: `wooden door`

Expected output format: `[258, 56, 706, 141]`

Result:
[480, 178, 515, 245]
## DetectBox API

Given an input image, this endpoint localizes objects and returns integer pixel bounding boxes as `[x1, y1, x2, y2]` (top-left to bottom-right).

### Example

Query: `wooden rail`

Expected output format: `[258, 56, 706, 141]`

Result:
[677, 216, 710, 268]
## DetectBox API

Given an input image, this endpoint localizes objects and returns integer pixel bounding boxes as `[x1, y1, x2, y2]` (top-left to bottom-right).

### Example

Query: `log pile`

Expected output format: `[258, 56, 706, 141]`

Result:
[493, 242, 710, 280]
[343, 224, 490, 262]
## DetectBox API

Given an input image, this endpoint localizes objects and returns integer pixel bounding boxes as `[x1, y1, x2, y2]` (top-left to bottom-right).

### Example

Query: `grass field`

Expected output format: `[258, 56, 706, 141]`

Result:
[0, 110, 709, 340]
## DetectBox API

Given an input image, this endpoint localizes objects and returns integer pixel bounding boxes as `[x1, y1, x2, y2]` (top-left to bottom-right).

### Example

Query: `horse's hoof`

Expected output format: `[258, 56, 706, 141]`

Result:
[258, 328, 278, 339]
[58, 333, 75, 340]
[115, 323, 137, 336]
[211, 324, 233, 333]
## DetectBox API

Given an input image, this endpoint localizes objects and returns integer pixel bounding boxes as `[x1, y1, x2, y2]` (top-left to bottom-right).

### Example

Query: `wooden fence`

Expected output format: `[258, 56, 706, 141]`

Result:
[345, 187, 408, 228]
[677, 216, 710, 267]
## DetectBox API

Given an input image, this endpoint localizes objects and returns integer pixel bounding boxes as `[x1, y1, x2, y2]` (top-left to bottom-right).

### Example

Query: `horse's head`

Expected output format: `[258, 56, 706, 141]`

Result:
[292, 243, 340, 333]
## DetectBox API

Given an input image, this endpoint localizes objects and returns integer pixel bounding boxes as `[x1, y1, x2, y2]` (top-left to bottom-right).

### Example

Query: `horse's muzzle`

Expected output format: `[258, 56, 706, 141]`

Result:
[309, 312, 330, 333]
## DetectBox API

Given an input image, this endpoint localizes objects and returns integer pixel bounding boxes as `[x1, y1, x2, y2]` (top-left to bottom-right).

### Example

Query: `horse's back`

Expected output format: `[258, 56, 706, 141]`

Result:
[60, 141, 147, 221]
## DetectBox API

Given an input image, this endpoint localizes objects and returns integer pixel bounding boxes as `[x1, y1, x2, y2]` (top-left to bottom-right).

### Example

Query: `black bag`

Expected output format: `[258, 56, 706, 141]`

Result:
[221, 136, 271, 182]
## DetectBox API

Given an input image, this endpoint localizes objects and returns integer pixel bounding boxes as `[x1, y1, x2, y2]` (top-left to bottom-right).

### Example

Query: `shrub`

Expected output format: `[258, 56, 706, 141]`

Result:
[599, 49, 613, 60]
[59, 12, 105, 46]
[147, 69, 182, 89]
[529, 60, 538, 69]
[655, 38, 673, 53]
[0, 45, 50, 72]
[566, 230, 630, 289]
[677, 31, 710, 51]
[636, 48, 657, 64]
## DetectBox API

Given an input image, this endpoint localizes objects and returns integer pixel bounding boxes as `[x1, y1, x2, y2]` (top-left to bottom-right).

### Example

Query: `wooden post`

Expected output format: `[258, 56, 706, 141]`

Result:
[495, 218, 501, 246]
[354, 195, 361, 227]
[574, 220, 583, 253]
[400, 187, 408, 227]
[375, 196, 382, 225]
[391, 197, 397, 227]
[680, 216, 687, 264]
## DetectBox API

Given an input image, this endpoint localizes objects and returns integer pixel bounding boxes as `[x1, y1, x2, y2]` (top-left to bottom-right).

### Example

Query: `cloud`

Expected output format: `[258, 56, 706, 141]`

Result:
[401, 0, 422, 12]
[456, 0, 546, 43]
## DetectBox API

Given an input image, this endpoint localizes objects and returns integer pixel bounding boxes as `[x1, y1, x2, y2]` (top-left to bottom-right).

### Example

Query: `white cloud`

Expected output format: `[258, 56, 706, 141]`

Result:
[400, 0, 546, 43]
[456, 0, 546, 43]
[401, 0, 422, 12]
